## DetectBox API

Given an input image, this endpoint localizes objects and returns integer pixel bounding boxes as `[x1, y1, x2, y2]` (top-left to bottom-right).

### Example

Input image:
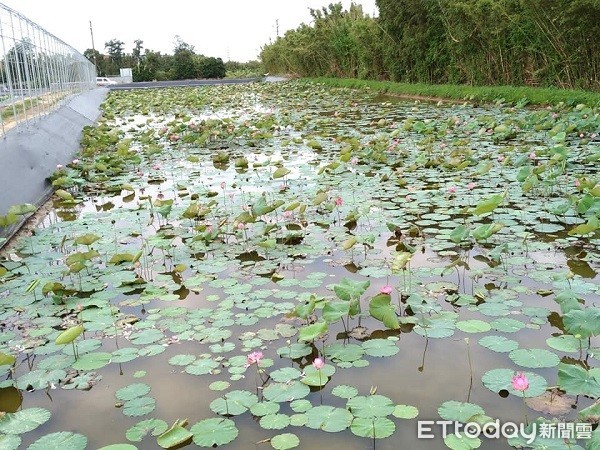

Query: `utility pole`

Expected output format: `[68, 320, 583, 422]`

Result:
[276, 19, 279, 38]
[89, 20, 97, 72]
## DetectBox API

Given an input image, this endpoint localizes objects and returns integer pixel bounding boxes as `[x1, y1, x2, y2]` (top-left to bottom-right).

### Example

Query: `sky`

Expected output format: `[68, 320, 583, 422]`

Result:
[2, 0, 378, 62]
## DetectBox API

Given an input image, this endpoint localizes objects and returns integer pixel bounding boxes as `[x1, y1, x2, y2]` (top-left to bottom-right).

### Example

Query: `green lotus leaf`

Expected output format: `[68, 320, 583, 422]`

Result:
[347, 395, 395, 418]
[438, 401, 484, 422]
[259, 413, 290, 430]
[123, 396, 156, 417]
[210, 390, 258, 416]
[126, 418, 168, 442]
[0, 408, 51, 435]
[350, 417, 395, 439]
[270, 433, 299, 450]
[190, 418, 238, 447]
[305, 406, 353, 432]
[27, 432, 87, 450]
[116, 383, 151, 401]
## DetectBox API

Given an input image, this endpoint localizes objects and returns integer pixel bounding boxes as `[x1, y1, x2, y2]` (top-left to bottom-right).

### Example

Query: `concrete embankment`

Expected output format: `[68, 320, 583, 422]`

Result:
[0, 88, 108, 241]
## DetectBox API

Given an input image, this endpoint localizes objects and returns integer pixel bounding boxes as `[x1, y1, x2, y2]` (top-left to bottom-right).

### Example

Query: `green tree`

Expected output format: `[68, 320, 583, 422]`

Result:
[132, 39, 144, 67]
[172, 36, 196, 80]
[197, 57, 226, 78]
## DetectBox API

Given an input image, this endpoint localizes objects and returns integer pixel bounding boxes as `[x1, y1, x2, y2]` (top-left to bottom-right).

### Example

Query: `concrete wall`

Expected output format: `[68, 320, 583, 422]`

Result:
[0, 88, 108, 240]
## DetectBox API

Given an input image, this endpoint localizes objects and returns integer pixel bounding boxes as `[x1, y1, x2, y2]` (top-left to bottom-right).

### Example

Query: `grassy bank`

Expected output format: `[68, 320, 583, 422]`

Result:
[306, 77, 600, 107]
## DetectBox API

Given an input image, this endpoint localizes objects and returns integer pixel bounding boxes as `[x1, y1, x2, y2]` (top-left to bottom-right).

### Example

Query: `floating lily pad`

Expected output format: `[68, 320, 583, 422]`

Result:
[456, 320, 491, 334]
[331, 385, 358, 399]
[392, 404, 419, 419]
[116, 383, 151, 401]
[27, 432, 87, 450]
[0, 435, 20, 450]
[190, 418, 238, 447]
[347, 395, 395, 418]
[438, 401, 484, 422]
[509, 348, 560, 368]
[263, 382, 310, 403]
[71, 352, 112, 371]
[259, 413, 290, 430]
[270, 367, 302, 383]
[0, 407, 51, 434]
[444, 433, 481, 450]
[290, 399, 312, 413]
[250, 402, 280, 417]
[362, 339, 399, 357]
[305, 406, 353, 432]
[478, 335, 519, 353]
[210, 390, 258, 416]
[126, 419, 168, 442]
[482, 369, 547, 397]
[209, 381, 230, 392]
[270, 433, 299, 450]
[350, 417, 395, 439]
[123, 396, 156, 417]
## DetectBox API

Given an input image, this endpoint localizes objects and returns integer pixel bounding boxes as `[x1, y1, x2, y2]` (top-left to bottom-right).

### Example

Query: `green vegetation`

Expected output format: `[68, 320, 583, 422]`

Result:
[84, 36, 253, 81]
[0, 97, 43, 120]
[307, 77, 600, 107]
[261, 1, 600, 91]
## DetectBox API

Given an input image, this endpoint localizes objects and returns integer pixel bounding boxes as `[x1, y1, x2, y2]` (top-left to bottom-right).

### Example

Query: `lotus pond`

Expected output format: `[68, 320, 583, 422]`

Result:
[0, 81, 599, 450]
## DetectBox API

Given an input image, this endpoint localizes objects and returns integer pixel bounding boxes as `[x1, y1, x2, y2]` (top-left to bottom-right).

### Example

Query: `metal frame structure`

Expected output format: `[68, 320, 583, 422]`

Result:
[0, 3, 96, 137]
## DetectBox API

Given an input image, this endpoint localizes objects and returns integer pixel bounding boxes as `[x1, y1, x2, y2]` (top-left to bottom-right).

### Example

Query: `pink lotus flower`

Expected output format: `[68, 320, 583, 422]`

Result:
[497, 155, 505, 162]
[237, 222, 245, 230]
[56, 164, 63, 169]
[405, 195, 411, 201]
[447, 186, 457, 194]
[246, 351, 263, 367]
[335, 197, 343, 207]
[467, 182, 476, 190]
[575, 179, 581, 188]
[283, 210, 292, 219]
[511, 372, 529, 392]
[529, 152, 536, 160]
[350, 157, 359, 165]
[72, 159, 80, 164]
[153, 164, 160, 170]
[380, 285, 393, 295]
[206, 226, 213, 233]
[579, 133, 584, 138]
[312, 357, 324, 370]
[220, 182, 226, 190]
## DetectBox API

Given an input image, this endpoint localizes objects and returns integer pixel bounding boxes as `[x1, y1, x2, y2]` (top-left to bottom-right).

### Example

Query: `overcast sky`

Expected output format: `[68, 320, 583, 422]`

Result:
[2, 1, 378, 62]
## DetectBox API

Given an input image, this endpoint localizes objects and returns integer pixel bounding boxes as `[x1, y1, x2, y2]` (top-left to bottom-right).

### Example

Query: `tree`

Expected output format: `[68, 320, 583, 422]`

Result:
[132, 39, 144, 66]
[172, 36, 196, 80]
[197, 57, 226, 78]
[105, 39, 124, 62]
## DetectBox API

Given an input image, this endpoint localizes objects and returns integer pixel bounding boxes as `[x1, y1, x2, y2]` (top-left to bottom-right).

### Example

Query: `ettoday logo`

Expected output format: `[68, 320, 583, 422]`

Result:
[418, 420, 536, 444]
[417, 420, 593, 444]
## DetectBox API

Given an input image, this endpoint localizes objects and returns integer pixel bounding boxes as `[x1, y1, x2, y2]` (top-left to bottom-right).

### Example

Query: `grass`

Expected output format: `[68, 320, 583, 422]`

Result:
[306, 77, 600, 107]
[1, 98, 43, 120]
